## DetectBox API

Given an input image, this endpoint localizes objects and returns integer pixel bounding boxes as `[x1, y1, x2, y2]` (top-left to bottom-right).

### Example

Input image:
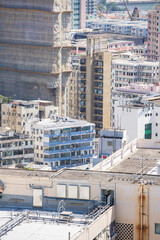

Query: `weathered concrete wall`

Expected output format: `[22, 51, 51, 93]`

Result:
[0, 9, 60, 47]
[0, 0, 71, 12]
[0, 0, 71, 115]
[0, 169, 160, 239]
[0, 44, 60, 73]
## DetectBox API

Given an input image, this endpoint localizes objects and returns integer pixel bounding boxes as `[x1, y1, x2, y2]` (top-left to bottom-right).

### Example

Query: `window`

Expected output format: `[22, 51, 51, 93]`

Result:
[107, 141, 112, 146]
[95, 75, 103, 80]
[80, 101, 85, 106]
[80, 80, 86, 86]
[94, 109, 103, 115]
[94, 61, 103, 66]
[82, 134, 90, 139]
[95, 68, 103, 73]
[50, 136, 59, 143]
[13, 150, 23, 155]
[61, 144, 70, 150]
[145, 123, 152, 139]
[71, 135, 81, 140]
[155, 223, 160, 234]
[71, 127, 81, 132]
[80, 73, 86, 79]
[156, 113, 158, 116]
[155, 133, 158, 137]
[80, 66, 86, 71]
[80, 87, 86, 92]
[61, 128, 70, 134]
[82, 126, 90, 131]
[80, 94, 86, 99]
[80, 59, 86, 64]
[94, 89, 103, 94]
[94, 102, 103, 108]
[0, 191, 2, 199]
[156, 123, 158, 126]
[94, 82, 103, 87]
[82, 142, 90, 147]
[61, 152, 70, 158]
[61, 136, 70, 142]
[80, 107, 86, 112]
[94, 95, 103, 101]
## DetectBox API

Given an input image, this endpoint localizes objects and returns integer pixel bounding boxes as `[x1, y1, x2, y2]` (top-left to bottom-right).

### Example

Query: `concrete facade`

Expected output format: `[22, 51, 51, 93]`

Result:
[147, 5, 160, 61]
[112, 59, 159, 89]
[33, 118, 95, 169]
[0, 131, 34, 166]
[114, 98, 160, 143]
[0, 0, 72, 116]
[86, 19, 148, 38]
[98, 128, 127, 158]
[111, 83, 160, 127]
[78, 34, 112, 137]
[1, 144, 160, 240]
[67, 55, 80, 119]
[71, 0, 86, 29]
[1, 100, 58, 134]
[86, 0, 98, 17]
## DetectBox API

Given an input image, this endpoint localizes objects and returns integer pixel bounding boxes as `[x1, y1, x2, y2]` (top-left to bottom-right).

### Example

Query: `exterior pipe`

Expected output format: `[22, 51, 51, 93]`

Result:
[147, 187, 149, 240]
[141, 184, 143, 240]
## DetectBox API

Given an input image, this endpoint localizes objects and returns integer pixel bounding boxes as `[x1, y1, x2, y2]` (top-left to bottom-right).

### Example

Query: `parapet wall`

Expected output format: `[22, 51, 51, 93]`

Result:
[0, 0, 71, 12]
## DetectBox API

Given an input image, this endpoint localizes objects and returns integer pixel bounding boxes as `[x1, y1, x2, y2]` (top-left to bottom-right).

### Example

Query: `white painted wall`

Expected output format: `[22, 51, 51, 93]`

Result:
[114, 104, 160, 143]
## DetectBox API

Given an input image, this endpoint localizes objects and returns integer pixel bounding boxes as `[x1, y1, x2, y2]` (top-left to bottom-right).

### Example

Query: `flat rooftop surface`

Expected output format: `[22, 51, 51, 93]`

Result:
[0, 209, 84, 240]
[2, 222, 82, 240]
[108, 148, 160, 174]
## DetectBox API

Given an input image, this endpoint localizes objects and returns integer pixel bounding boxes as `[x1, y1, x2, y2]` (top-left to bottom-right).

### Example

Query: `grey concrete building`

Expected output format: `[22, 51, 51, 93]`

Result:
[0, 0, 72, 115]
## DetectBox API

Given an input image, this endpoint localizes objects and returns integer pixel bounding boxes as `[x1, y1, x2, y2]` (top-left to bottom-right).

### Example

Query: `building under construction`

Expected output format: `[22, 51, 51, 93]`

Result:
[0, 0, 72, 115]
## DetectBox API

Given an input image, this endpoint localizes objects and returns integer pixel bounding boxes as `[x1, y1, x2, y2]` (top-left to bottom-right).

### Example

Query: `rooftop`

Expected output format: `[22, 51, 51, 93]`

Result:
[112, 58, 159, 66]
[109, 148, 160, 174]
[92, 139, 160, 184]
[34, 117, 94, 129]
[0, 209, 85, 240]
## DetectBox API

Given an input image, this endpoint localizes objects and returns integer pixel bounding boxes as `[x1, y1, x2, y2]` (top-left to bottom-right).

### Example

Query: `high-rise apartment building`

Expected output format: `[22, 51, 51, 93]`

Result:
[71, 0, 86, 29]
[67, 55, 80, 119]
[147, 5, 160, 61]
[86, 0, 98, 17]
[0, 0, 72, 115]
[78, 35, 112, 137]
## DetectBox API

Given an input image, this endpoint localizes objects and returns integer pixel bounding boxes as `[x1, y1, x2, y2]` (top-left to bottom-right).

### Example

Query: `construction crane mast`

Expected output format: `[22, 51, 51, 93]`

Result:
[123, 0, 139, 21]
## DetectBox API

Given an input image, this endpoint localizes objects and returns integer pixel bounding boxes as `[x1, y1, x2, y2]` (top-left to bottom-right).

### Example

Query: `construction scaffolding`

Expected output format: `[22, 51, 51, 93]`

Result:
[0, 0, 72, 115]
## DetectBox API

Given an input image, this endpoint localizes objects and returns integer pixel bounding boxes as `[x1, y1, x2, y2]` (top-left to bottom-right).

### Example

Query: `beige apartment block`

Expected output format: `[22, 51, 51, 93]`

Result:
[78, 34, 112, 136]
[147, 5, 160, 61]
[1, 100, 58, 134]
[67, 56, 80, 119]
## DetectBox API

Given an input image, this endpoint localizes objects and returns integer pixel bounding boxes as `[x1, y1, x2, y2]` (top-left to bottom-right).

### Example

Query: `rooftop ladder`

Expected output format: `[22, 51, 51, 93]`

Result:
[0, 210, 29, 237]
